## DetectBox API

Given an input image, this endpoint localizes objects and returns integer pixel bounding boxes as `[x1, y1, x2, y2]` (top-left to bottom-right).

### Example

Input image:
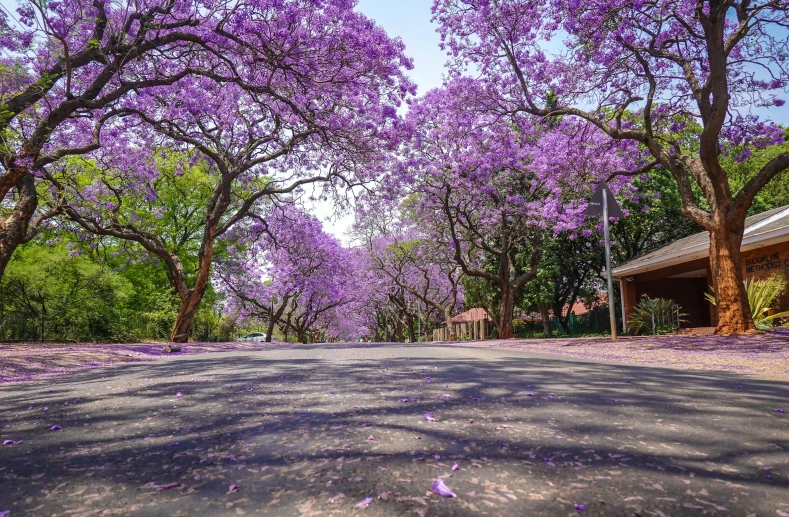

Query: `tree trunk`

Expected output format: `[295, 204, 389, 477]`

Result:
[552, 302, 570, 334]
[406, 315, 416, 343]
[443, 310, 456, 341]
[498, 285, 516, 339]
[170, 290, 206, 343]
[537, 303, 552, 337]
[0, 175, 38, 280]
[266, 317, 276, 343]
[709, 223, 756, 335]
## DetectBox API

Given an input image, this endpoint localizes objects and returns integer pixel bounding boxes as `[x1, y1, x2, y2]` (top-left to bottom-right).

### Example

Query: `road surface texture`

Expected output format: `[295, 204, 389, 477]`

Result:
[1, 343, 788, 516]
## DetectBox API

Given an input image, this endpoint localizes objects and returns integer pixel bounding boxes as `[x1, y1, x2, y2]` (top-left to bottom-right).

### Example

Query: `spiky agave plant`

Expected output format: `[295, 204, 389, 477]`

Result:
[628, 297, 686, 335]
[705, 273, 789, 330]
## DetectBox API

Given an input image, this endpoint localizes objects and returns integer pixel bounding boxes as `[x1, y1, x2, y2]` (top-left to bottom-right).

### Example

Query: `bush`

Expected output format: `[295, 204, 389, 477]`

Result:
[628, 297, 686, 335]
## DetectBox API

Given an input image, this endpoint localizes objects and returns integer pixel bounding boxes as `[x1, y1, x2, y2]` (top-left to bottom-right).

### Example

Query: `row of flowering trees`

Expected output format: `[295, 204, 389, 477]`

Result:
[1, 0, 787, 340]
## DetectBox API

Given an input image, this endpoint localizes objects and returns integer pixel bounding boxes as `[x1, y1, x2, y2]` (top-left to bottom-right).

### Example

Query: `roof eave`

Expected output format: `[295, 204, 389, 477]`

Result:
[612, 224, 789, 278]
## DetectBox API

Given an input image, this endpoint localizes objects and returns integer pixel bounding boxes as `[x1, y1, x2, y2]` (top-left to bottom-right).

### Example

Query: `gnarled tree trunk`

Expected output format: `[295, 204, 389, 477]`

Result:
[708, 222, 755, 335]
[0, 175, 38, 279]
[171, 291, 205, 343]
[169, 231, 216, 342]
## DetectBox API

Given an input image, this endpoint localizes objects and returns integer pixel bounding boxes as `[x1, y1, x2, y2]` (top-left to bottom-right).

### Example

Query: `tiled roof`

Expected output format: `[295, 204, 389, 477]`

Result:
[452, 308, 492, 323]
[612, 205, 789, 274]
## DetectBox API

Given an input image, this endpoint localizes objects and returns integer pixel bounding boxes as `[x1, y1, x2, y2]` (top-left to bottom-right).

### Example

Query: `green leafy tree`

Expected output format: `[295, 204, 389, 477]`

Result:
[0, 244, 133, 341]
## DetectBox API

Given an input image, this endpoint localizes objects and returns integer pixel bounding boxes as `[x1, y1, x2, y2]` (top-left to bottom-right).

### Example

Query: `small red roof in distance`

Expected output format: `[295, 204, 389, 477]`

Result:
[452, 308, 492, 323]
[569, 293, 608, 316]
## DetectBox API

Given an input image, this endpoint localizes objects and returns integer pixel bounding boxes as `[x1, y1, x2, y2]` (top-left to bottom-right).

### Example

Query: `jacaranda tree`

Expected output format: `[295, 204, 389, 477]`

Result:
[0, 0, 238, 279]
[398, 78, 637, 338]
[433, 0, 789, 334]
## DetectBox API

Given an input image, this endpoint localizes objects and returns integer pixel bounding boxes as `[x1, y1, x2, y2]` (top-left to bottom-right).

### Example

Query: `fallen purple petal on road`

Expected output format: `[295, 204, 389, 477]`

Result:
[228, 484, 239, 493]
[575, 503, 586, 511]
[452, 463, 459, 471]
[776, 408, 785, 413]
[176, 392, 182, 397]
[50, 425, 62, 431]
[355, 496, 373, 508]
[424, 412, 437, 422]
[432, 478, 457, 497]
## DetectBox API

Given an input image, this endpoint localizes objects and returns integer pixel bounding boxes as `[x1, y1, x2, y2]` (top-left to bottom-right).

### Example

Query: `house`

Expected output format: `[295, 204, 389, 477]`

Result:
[612, 205, 789, 329]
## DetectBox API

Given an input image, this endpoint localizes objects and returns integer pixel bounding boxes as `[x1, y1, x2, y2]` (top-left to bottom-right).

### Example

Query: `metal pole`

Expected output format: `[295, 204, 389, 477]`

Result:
[603, 191, 618, 340]
[619, 279, 628, 334]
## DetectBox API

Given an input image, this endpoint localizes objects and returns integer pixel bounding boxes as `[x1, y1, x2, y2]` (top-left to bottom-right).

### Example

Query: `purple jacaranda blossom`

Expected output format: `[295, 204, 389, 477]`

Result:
[575, 503, 586, 512]
[452, 463, 459, 471]
[176, 392, 183, 398]
[431, 478, 457, 497]
[776, 408, 785, 413]
[50, 425, 62, 431]
[355, 497, 373, 508]
[424, 413, 438, 422]
[227, 484, 239, 494]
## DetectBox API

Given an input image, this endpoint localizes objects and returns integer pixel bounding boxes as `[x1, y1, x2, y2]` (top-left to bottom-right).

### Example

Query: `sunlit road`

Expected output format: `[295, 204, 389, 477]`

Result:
[1, 342, 788, 516]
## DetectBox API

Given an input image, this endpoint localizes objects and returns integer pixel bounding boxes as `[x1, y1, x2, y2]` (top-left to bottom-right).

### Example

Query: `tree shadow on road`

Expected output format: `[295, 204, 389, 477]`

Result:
[1, 345, 788, 516]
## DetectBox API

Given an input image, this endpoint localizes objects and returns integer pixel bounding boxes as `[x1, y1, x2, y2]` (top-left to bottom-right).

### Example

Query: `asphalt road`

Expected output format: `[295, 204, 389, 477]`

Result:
[1, 343, 788, 516]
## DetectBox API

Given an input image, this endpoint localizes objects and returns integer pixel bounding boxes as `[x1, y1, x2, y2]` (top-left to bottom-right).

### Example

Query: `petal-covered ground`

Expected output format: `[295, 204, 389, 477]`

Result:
[1, 343, 788, 516]
[3, 330, 789, 386]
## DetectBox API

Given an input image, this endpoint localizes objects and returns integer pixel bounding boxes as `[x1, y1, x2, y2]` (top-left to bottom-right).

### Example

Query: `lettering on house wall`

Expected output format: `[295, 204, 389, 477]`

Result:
[745, 252, 789, 274]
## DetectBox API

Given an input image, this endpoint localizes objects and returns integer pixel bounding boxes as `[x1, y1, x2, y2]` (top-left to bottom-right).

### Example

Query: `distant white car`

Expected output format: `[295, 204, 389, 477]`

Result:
[238, 332, 267, 342]
[237, 332, 280, 343]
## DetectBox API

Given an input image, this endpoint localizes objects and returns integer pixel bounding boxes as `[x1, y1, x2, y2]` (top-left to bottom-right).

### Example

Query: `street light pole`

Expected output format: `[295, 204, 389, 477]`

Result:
[603, 191, 618, 340]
